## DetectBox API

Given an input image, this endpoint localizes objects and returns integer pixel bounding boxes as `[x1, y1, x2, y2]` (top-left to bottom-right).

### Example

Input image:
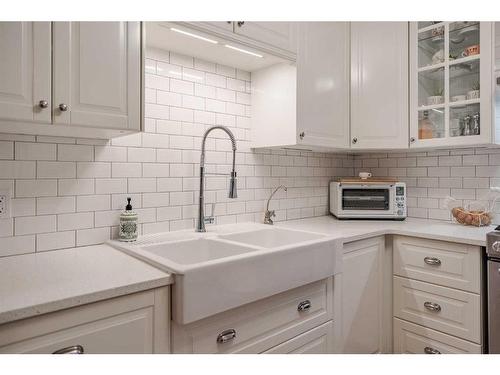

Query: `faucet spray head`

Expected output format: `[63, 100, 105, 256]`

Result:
[228, 171, 237, 199]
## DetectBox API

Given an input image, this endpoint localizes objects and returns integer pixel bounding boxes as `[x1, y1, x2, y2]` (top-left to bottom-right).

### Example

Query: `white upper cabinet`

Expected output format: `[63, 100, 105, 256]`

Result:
[0, 21, 142, 139]
[0, 22, 51, 123]
[233, 22, 297, 55]
[296, 22, 350, 149]
[53, 22, 141, 131]
[350, 22, 409, 149]
[410, 22, 495, 148]
[251, 22, 350, 150]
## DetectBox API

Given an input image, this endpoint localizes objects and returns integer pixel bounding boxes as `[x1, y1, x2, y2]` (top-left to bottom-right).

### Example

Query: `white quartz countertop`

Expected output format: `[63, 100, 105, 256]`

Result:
[277, 216, 494, 247]
[0, 244, 172, 325]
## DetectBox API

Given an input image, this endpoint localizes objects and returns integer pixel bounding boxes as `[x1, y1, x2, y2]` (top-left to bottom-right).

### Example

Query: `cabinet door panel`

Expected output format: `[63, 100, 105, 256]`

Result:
[234, 22, 296, 54]
[351, 22, 409, 149]
[53, 22, 141, 130]
[0, 22, 51, 123]
[297, 22, 350, 148]
[339, 236, 388, 353]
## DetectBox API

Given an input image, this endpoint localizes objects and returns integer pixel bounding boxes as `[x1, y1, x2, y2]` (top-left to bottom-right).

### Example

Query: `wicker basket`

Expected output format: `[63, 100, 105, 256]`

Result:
[451, 207, 493, 227]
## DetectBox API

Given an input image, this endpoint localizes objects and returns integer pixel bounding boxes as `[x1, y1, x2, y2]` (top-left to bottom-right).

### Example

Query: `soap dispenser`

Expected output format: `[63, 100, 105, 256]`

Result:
[119, 197, 138, 242]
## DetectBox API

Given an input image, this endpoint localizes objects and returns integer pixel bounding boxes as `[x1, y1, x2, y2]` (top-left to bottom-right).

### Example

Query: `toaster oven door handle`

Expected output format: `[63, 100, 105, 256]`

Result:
[343, 196, 386, 201]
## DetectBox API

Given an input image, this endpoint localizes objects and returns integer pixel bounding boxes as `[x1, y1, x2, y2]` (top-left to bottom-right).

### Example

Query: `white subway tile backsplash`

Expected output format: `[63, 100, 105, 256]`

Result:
[15, 142, 56, 161]
[37, 231, 75, 252]
[0, 141, 14, 159]
[17, 180, 57, 198]
[127, 147, 156, 162]
[77, 195, 111, 212]
[58, 212, 93, 231]
[58, 179, 94, 196]
[0, 160, 35, 178]
[37, 161, 76, 179]
[0, 235, 35, 257]
[76, 227, 110, 247]
[15, 215, 56, 235]
[58, 144, 93, 161]
[37, 196, 75, 215]
[95, 146, 127, 162]
[95, 179, 127, 194]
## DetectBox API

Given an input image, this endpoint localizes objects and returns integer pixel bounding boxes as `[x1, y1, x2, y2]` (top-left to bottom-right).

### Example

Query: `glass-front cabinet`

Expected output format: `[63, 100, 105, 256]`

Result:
[410, 22, 494, 148]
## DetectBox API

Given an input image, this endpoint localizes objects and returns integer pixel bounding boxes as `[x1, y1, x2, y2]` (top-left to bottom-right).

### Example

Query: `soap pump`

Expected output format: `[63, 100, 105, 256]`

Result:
[118, 197, 138, 242]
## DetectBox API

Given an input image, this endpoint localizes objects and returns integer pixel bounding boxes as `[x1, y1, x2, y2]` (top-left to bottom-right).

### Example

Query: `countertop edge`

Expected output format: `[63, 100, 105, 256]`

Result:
[0, 275, 172, 326]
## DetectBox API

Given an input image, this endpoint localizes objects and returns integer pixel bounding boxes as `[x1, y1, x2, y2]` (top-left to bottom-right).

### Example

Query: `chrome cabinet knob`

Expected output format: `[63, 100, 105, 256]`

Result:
[492, 241, 500, 253]
[59, 103, 68, 112]
[299, 131, 305, 140]
[52, 345, 84, 354]
[410, 137, 416, 143]
[424, 256, 441, 266]
[38, 100, 49, 109]
[424, 346, 441, 354]
[424, 301, 441, 312]
[237, 21, 245, 27]
[352, 137, 358, 144]
[297, 300, 312, 312]
[217, 329, 236, 344]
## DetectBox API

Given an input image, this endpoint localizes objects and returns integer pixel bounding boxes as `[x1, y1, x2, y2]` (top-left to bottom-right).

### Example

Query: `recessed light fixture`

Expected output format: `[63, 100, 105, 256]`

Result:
[224, 44, 263, 58]
[170, 28, 218, 44]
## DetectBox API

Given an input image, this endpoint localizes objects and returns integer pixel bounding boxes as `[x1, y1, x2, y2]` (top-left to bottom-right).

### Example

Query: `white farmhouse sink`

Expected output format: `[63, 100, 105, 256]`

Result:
[143, 238, 256, 265]
[219, 228, 325, 249]
[109, 225, 340, 324]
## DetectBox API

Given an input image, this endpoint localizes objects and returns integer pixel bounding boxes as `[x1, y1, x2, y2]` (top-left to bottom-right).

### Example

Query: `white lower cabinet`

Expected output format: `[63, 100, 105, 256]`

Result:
[263, 321, 334, 354]
[335, 236, 392, 353]
[172, 277, 334, 354]
[0, 287, 170, 354]
[392, 235, 483, 353]
[393, 318, 482, 354]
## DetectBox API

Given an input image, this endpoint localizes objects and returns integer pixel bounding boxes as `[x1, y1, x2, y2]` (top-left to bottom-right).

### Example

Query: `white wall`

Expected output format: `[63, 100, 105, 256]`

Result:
[0, 48, 354, 257]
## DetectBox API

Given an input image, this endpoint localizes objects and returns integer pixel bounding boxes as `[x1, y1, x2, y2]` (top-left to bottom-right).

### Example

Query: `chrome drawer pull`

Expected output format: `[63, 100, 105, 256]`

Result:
[52, 345, 84, 354]
[297, 300, 312, 312]
[424, 301, 442, 312]
[424, 346, 441, 354]
[424, 257, 441, 266]
[217, 329, 236, 344]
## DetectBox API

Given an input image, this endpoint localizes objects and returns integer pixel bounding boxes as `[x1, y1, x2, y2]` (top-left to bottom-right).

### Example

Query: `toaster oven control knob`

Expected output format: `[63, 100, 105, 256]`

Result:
[397, 209, 404, 216]
[492, 241, 500, 253]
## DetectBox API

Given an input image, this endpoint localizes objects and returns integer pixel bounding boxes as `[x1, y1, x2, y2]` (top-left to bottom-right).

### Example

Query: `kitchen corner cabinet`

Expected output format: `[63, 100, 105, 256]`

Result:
[350, 22, 409, 150]
[0, 287, 170, 354]
[410, 22, 496, 148]
[0, 21, 142, 139]
[251, 22, 350, 150]
[335, 236, 392, 353]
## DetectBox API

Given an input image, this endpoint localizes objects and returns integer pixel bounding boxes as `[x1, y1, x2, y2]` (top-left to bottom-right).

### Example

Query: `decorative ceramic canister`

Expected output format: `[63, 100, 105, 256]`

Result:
[119, 197, 138, 242]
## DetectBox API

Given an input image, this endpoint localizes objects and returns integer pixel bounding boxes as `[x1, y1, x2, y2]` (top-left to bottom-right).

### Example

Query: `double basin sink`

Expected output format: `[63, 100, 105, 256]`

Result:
[109, 224, 340, 324]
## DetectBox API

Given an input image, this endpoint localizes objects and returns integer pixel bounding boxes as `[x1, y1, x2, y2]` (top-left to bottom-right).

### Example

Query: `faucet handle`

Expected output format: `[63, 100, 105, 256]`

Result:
[203, 202, 216, 225]
[269, 210, 276, 218]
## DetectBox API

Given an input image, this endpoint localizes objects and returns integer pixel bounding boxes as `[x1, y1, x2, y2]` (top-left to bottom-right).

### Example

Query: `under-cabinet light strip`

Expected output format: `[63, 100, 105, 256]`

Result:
[170, 28, 218, 44]
[224, 44, 263, 58]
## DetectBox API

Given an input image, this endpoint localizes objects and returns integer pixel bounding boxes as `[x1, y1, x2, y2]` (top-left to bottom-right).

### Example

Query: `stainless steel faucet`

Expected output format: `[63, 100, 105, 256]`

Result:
[264, 185, 287, 225]
[196, 126, 237, 232]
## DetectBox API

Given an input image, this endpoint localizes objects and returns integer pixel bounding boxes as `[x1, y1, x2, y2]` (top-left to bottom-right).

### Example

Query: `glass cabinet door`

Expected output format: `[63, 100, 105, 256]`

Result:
[410, 22, 492, 147]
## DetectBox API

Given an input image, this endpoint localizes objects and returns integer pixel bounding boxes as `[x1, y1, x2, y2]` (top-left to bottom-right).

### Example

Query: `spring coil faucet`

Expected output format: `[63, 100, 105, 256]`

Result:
[196, 126, 238, 232]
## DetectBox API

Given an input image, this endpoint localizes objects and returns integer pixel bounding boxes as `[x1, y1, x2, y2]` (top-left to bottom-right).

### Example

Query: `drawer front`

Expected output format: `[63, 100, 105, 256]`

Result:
[172, 277, 333, 353]
[0, 308, 154, 354]
[394, 318, 482, 354]
[393, 276, 481, 343]
[263, 321, 334, 354]
[393, 236, 481, 293]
